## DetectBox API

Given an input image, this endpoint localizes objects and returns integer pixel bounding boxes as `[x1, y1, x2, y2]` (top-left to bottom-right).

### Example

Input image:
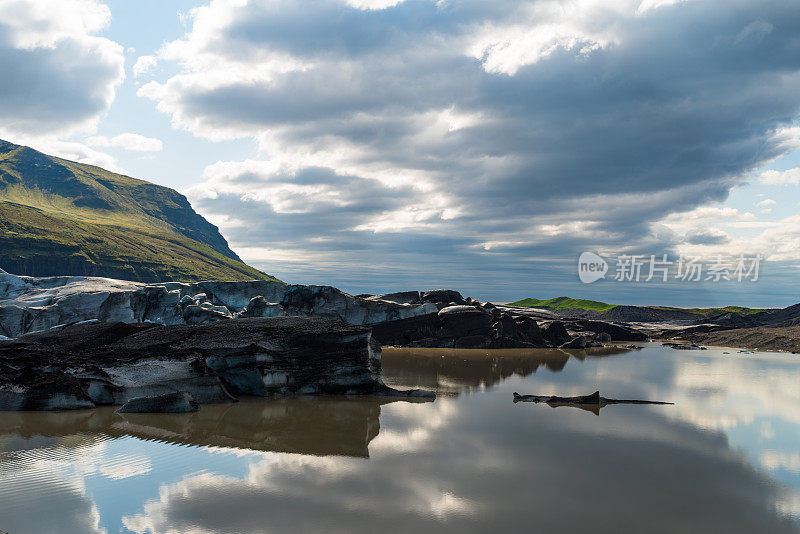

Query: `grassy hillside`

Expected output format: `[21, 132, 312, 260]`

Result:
[0, 140, 279, 283]
[508, 296, 618, 312]
[509, 296, 766, 317]
[658, 305, 767, 317]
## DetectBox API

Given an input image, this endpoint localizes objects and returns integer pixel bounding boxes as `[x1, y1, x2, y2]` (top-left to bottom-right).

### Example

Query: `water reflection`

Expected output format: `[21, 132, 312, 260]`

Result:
[1, 344, 799, 533]
[0, 397, 412, 458]
[380, 345, 631, 393]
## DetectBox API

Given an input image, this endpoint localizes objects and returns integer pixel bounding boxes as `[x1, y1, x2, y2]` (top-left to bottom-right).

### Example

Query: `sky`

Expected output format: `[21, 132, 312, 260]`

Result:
[1, 0, 800, 307]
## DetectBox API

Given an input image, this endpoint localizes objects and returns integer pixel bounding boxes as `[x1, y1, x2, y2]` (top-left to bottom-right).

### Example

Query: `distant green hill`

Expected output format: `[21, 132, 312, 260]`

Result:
[508, 296, 765, 318]
[509, 296, 617, 312]
[0, 139, 280, 283]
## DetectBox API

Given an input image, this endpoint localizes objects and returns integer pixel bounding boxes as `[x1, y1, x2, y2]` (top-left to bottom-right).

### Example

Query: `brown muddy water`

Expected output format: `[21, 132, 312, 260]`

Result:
[1, 343, 800, 533]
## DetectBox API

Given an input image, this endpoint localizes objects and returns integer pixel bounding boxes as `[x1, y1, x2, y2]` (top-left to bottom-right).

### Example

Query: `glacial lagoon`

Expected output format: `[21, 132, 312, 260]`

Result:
[1, 343, 799, 533]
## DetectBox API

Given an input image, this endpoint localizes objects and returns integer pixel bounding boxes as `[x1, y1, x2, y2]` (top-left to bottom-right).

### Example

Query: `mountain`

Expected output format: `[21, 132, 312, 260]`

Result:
[0, 139, 279, 283]
[508, 296, 769, 323]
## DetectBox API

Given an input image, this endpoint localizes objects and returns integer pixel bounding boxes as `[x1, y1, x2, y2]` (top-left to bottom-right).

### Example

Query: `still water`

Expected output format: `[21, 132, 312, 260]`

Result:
[1, 343, 800, 533]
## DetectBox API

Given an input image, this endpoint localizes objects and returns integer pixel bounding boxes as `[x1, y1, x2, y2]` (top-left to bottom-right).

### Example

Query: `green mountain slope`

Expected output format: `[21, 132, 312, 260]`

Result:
[0, 139, 279, 283]
[508, 296, 765, 317]
[508, 296, 618, 312]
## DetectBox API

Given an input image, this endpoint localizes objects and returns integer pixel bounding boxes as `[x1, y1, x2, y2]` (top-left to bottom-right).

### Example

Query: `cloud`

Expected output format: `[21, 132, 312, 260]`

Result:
[757, 198, 776, 214]
[142, 0, 800, 295]
[684, 227, 730, 246]
[663, 212, 800, 265]
[663, 206, 758, 223]
[760, 168, 800, 185]
[132, 55, 157, 78]
[0, 134, 123, 172]
[0, 0, 124, 137]
[346, 0, 407, 9]
[87, 132, 163, 152]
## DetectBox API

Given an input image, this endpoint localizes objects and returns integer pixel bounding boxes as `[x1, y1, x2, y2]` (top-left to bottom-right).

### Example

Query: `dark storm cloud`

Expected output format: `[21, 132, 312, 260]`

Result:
[147, 0, 800, 297]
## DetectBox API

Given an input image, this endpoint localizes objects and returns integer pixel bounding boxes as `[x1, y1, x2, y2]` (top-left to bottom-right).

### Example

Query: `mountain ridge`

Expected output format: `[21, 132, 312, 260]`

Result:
[0, 139, 279, 283]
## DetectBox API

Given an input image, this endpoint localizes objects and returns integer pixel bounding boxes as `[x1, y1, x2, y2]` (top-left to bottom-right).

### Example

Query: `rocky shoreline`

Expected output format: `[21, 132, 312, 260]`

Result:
[0, 272, 646, 349]
[0, 273, 656, 411]
[664, 324, 800, 353]
[4, 270, 797, 413]
[0, 317, 432, 412]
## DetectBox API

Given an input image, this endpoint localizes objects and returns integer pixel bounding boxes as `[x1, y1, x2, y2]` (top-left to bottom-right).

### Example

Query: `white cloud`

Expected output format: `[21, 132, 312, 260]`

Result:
[636, 0, 686, 14]
[759, 168, 800, 185]
[0, 0, 112, 49]
[667, 213, 800, 262]
[0, 0, 125, 137]
[345, 0, 406, 10]
[466, 0, 629, 75]
[757, 198, 776, 214]
[132, 55, 157, 77]
[662, 206, 758, 224]
[87, 133, 163, 152]
[0, 133, 123, 172]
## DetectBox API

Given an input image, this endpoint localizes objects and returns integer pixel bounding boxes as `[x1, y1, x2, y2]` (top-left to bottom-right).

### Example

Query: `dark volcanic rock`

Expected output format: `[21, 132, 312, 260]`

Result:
[439, 306, 494, 336]
[118, 391, 200, 413]
[497, 314, 546, 347]
[560, 336, 593, 349]
[662, 342, 707, 351]
[542, 321, 571, 346]
[370, 313, 441, 347]
[0, 317, 430, 411]
[571, 320, 648, 342]
[371, 305, 547, 349]
[421, 289, 466, 305]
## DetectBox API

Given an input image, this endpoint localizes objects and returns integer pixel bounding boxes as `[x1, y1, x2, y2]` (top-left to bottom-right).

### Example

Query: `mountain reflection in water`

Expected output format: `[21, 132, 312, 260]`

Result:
[1, 343, 799, 534]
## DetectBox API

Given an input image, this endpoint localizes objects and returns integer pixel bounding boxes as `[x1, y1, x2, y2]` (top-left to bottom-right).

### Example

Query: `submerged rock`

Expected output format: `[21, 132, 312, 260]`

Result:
[118, 391, 200, 413]
[662, 342, 707, 351]
[512, 390, 673, 415]
[560, 336, 595, 349]
[0, 317, 432, 411]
